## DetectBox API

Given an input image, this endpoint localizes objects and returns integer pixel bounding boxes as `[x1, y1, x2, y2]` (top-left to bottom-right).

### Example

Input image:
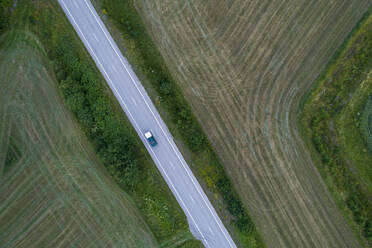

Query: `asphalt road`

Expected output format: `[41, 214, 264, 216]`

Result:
[58, 1, 237, 247]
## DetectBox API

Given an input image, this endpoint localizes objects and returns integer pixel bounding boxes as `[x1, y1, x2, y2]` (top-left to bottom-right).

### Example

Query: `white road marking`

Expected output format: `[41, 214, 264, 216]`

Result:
[73, 0, 79, 8]
[59, 1, 235, 247]
[169, 161, 175, 170]
[131, 97, 137, 106]
[92, 33, 99, 42]
[59, 2, 211, 247]
[111, 65, 117, 72]
[209, 226, 215, 235]
[77, 5, 234, 246]
[190, 195, 195, 203]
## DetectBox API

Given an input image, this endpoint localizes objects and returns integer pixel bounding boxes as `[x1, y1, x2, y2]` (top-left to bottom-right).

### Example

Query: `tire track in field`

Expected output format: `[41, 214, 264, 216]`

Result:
[135, 0, 371, 247]
[0, 37, 157, 248]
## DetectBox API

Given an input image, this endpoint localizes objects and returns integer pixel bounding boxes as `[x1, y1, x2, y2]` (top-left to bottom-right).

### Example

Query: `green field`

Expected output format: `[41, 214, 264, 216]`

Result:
[361, 94, 372, 153]
[0, 1, 202, 247]
[300, 13, 372, 246]
[0, 30, 157, 247]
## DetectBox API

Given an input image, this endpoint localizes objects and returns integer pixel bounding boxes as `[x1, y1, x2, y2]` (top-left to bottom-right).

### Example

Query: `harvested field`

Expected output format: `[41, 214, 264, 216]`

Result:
[0, 31, 157, 247]
[134, 0, 372, 247]
[0, 1, 202, 247]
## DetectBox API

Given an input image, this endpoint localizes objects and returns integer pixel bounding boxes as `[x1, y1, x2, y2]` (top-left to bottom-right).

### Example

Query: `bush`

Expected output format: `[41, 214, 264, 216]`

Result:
[301, 12, 372, 246]
[55, 35, 141, 189]
[361, 95, 372, 153]
[0, 0, 12, 34]
[98, 0, 265, 246]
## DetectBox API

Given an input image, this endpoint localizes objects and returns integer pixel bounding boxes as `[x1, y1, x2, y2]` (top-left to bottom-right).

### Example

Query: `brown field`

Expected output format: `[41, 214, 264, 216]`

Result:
[0, 31, 157, 247]
[134, 0, 371, 247]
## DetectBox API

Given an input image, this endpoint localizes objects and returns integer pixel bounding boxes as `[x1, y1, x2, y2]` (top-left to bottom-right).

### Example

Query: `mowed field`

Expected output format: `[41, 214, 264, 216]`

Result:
[0, 31, 157, 247]
[134, 0, 371, 247]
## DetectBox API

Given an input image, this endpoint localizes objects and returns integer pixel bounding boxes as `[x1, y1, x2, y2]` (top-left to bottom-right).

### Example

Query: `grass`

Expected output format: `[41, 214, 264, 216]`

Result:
[361, 93, 372, 153]
[127, 0, 371, 247]
[0, 0, 202, 247]
[358, 92, 372, 153]
[0, 29, 157, 247]
[92, 0, 265, 247]
[338, 70, 372, 193]
[299, 12, 372, 247]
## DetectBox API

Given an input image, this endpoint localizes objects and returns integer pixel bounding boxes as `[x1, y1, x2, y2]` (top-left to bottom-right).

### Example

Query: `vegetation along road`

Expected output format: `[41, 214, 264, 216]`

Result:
[58, 0, 236, 247]
[133, 0, 371, 247]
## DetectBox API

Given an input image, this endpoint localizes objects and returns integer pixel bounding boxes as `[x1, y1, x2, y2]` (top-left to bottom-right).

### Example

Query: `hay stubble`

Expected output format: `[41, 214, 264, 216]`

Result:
[135, 0, 371, 247]
[0, 32, 157, 248]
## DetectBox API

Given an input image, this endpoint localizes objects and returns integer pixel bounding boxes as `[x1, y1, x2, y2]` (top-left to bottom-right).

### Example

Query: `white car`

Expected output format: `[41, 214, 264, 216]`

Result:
[144, 131, 158, 147]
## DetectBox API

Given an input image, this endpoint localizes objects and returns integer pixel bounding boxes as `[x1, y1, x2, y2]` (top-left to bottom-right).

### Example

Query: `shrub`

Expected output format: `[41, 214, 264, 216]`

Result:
[55, 35, 141, 189]
[361, 95, 372, 153]
[301, 12, 372, 245]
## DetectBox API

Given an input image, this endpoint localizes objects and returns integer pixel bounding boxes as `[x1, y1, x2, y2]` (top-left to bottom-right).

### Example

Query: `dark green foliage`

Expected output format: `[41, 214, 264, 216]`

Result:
[216, 178, 255, 234]
[158, 76, 173, 96]
[361, 95, 372, 153]
[302, 12, 372, 245]
[309, 105, 372, 244]
[120, 16, 141, 38]
[55, 35, 140, 189]
[98, 0, 264, 246]
[0, 0, 12, 34]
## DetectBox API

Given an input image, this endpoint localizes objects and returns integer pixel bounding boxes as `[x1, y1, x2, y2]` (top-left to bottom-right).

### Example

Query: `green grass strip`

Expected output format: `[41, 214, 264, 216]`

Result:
[361, 91, 372, 153]
[299, 10, 372, 247]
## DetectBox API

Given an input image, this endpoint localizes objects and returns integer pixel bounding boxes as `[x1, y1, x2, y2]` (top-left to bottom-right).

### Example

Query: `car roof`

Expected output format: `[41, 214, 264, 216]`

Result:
[144, 131, 152, 138]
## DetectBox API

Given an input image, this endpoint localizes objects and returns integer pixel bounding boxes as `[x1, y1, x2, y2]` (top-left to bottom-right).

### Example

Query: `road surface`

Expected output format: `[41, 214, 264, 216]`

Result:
[58, 0, 237, 247]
